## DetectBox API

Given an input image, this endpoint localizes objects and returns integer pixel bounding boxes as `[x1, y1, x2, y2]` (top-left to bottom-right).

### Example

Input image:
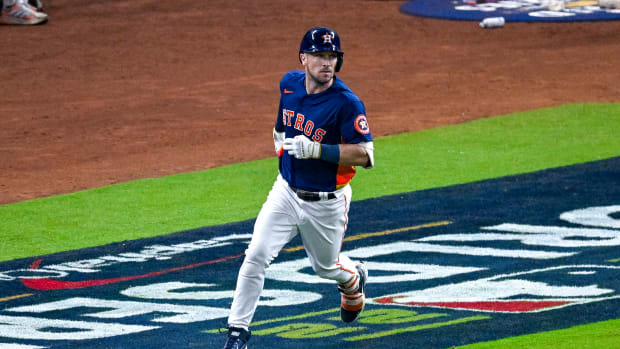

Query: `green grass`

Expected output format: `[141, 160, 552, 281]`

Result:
[354, 102, 620, 201]
[1, 103, 619, 262]
[458, 318, 620, 349]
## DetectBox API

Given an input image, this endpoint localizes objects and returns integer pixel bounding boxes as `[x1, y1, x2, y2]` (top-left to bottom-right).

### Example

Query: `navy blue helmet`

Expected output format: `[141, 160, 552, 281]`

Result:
[299, 27, 344, 72]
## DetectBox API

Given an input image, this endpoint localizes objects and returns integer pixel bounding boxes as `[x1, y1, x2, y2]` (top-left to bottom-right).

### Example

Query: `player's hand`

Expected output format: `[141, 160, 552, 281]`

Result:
[273, 129, 285, 156]
[283, 135, 320, 159]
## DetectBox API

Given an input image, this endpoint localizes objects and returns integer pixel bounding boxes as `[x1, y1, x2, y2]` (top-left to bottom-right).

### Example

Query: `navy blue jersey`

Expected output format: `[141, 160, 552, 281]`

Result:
[275, 70, 373, 192]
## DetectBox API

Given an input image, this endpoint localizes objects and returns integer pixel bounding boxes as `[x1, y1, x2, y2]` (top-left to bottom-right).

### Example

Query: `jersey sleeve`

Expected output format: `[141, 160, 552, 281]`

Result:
[275, 71, 301, 132]
[275, 73, 289, 132]
[339, 98, 373, 144]
[275, 98, 285, 132]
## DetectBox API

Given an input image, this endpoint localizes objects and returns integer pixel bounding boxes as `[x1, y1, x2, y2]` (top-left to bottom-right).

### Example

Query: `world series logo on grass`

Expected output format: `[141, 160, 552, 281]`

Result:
[0, 203, 618, 346]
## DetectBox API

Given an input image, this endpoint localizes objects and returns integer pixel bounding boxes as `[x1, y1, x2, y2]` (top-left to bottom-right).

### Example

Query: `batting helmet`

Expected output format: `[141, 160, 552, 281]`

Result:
[299, 27, 344, 72]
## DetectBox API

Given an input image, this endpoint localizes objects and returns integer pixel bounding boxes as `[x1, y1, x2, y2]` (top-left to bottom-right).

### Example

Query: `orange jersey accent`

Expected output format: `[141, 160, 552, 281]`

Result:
[336, 165, 356, 189]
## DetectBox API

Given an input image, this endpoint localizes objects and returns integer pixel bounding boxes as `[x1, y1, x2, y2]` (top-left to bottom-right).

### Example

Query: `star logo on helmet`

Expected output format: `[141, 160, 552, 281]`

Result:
[322, 32, 334, 44]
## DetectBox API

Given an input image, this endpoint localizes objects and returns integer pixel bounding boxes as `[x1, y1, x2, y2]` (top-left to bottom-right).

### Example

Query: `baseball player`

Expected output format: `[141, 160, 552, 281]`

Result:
[223, 26, 374, 349]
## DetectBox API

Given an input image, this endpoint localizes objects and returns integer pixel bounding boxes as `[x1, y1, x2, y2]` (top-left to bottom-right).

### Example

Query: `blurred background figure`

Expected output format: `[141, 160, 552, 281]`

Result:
[1, 0, 47, 25]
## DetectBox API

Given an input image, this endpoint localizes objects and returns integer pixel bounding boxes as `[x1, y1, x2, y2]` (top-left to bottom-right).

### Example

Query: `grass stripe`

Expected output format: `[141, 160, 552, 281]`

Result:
[251, 308, 340, 327]
[203, 308, 340, 333]
[344, 315, 491, 341]
[459, 318, 620, 349]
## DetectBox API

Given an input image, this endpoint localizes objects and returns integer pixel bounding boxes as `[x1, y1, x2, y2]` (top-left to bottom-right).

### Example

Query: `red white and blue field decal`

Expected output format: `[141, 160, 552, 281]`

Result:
[1, 157, 619, 348]
[401, 0, 620, 22]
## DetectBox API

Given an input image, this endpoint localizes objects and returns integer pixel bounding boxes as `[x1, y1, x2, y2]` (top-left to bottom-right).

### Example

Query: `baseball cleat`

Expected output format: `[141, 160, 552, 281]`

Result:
[0, 0, 47, 25]
[340, 262, 368, 323]
[223, 326, 251, 349]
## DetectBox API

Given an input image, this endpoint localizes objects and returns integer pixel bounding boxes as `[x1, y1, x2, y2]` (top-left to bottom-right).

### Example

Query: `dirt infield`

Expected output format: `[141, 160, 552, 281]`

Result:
[1, 0, 619, 204]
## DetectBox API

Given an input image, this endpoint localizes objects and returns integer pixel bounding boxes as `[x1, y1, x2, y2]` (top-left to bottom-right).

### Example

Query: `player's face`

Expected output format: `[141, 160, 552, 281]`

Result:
[302, 51, 338, 85]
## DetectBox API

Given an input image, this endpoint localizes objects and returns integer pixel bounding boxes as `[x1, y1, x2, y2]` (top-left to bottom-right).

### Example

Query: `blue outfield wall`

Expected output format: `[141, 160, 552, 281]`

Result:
[0, 157, 619, 348]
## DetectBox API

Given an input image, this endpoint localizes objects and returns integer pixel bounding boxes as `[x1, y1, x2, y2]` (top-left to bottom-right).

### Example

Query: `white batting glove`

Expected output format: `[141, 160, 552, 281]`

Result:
[273, 128, 285, 155]
[283, 135, 321, 159]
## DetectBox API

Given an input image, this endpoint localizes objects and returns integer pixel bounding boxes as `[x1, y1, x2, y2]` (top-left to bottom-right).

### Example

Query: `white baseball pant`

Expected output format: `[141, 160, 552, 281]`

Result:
[227, 174, 358, 329]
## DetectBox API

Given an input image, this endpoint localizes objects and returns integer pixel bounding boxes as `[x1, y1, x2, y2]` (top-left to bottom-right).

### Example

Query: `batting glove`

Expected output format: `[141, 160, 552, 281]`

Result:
[273, 128, 285, 156]
[283, 135, 320, 159]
